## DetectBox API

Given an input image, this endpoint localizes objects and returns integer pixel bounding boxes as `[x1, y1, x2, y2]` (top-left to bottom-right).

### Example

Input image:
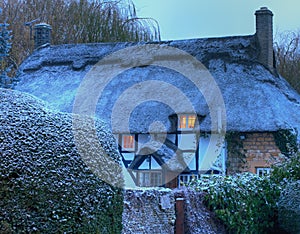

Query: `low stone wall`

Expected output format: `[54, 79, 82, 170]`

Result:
[122, 187, 225, 234]
[122, 188, 175, 234]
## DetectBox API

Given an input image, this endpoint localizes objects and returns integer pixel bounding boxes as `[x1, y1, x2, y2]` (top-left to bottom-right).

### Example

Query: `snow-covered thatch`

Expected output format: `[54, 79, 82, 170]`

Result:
[14, 35, 300, 141]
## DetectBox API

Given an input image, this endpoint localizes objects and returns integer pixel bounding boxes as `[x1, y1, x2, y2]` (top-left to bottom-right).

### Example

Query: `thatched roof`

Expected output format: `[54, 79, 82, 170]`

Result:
[14, 35, 300, 141]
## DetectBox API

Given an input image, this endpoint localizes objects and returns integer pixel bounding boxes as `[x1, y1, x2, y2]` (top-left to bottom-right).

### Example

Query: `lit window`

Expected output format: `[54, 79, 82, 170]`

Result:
[179, 114, 196, 129]
[138, 171, 162, 187]
[180, 115, 187, 129]
[256, 167, 271, 176]
[122, 134, 135, 151]
[188, 115, 196, 128]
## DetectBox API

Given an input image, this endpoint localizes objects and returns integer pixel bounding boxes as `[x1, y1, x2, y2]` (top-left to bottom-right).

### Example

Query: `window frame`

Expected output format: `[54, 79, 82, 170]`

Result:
[178, 174, 199, 187]
[178, 114, 197, 130]
[121, 134, 135, 151]
[138, 170, 163, 187]
[256, 167, 271, 176]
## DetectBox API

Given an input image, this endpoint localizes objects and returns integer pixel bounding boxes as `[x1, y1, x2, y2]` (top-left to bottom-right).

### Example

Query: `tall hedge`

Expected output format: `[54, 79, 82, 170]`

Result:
[270, 152, 300, 233]
[0, 88, 123, 233]
[277, 180, 300, 234]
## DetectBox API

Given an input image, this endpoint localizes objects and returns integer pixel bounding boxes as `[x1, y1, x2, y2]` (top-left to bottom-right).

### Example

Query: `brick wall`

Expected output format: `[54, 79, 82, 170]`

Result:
[243, 132, 281, 173]
[227, 132, 282, 174]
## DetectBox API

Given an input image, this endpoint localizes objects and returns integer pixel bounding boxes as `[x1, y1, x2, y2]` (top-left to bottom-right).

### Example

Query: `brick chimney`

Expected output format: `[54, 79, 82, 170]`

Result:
[34, 23, 51, 49]
[255, 7, 274, 70]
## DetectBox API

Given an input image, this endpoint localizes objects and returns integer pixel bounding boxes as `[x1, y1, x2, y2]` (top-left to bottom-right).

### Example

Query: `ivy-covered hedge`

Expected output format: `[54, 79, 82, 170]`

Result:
[0, 89, 123, 233]
[270, 152, 300, 184]
[188, 173, 280, 233]
[272, 129, 298, 157]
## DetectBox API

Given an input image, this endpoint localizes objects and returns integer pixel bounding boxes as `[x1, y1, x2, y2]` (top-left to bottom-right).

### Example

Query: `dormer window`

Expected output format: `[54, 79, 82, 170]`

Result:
[178, 114, 196, 130]
[122, 134, 135, 151]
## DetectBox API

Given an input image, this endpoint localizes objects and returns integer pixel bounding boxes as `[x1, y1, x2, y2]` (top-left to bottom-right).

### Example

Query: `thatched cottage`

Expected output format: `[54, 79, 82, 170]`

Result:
[13, 7, 300, 188]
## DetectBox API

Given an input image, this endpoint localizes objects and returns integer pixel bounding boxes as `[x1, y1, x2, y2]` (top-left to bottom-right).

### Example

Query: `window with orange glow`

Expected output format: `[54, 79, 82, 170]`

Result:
[179, 115, 187, 129]
[178, 114, 196, 129]
[187, 115, 196, 128]
[122, 135, 135, 150]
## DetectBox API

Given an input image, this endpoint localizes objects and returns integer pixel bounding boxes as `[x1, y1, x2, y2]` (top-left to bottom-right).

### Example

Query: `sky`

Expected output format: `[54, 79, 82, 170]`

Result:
[132, 0, 300, 41]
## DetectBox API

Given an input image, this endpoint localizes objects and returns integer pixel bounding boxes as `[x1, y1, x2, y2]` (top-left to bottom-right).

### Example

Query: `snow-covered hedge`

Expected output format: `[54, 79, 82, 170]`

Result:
[188, 173, 280, 233]
[0, 89, 123, 233]
[278, 180, 300, 233]
[270, 152, 300, 233]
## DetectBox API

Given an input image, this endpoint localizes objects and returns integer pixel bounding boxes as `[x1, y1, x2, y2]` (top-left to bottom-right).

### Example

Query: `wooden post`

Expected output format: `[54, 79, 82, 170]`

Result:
[175, 197, 185, 234]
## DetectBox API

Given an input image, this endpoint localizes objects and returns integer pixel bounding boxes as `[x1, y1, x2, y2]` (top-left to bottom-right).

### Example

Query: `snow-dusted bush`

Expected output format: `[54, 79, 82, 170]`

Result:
[188, 173, 280, 233]
[277, 180, 300, 234]
[0, 89, 123, 233]
[270, 153, 300, 233]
